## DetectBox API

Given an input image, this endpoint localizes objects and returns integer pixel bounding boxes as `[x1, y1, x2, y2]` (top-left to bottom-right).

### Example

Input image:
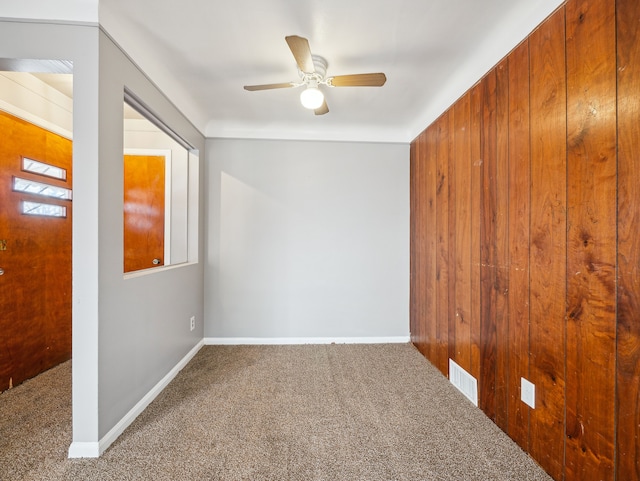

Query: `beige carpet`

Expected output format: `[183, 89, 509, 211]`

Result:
[0, 343, 552, 480]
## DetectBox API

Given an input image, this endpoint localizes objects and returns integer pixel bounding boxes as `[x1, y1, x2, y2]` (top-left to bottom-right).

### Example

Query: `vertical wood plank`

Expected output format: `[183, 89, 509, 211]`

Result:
[494, 59, 510, 431]
[616, 0, 640, 478]
[506, 39, 531, 451]
[425, 127, 438, 364]
[470, 83, 483, 383]
[448, 110, 457, 366]
[412, 130, 436, 360]
[454, 92, 472, 373]
[528, 8, 567, 479]
[417, 133, 435, 352]
[565, 0, 617, 479]
[436, 112, 450, 375]
[480, 70, 497, 420]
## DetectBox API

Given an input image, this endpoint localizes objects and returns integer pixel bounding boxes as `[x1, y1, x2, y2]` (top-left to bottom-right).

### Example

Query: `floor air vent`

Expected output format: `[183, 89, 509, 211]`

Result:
[449, 359, 478, 406]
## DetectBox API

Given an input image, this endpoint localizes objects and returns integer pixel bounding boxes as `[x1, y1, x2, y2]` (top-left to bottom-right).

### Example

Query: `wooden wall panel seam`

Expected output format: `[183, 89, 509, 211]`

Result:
[615, 0, 640, 479]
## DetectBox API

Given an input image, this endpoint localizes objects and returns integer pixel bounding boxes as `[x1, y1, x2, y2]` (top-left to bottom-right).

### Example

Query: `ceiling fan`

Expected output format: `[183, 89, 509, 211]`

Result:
[243, 35, 387, 116]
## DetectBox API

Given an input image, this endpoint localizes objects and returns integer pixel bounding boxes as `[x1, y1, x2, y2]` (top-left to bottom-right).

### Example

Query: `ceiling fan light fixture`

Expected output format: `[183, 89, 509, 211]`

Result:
[300, 85, 324, 110]
[243, 35, 386, 116]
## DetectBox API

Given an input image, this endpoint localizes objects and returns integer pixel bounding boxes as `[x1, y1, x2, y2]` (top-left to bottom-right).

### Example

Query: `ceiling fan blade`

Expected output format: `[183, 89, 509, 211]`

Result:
[285, 35, 315, 74]
[244, 82, 295, 91]
[328, 73, 387, 87]
[314, 100, 329, 116]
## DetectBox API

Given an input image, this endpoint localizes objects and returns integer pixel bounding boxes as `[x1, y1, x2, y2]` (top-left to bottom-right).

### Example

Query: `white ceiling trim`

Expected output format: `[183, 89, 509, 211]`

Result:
[206, 120, 411, 144]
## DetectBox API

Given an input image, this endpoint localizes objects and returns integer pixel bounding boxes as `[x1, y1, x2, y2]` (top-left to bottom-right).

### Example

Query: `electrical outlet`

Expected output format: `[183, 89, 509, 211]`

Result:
[190, 316, 195, 331]
[521, 377, 535, 409]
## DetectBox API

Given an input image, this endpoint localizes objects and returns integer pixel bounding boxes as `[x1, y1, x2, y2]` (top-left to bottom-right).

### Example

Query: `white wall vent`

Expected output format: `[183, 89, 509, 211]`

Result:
[449, 359, 478, 406]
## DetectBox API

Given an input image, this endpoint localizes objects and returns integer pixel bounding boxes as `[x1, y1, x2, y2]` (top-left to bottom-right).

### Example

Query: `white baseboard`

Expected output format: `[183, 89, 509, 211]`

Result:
[204, 336, 410, 345]
[67, 441, 100, 458]
[68, 339, 204, 459]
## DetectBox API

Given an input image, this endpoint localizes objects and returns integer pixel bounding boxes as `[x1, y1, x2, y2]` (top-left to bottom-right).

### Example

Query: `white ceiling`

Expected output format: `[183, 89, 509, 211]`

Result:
[24, 0, 565, 142]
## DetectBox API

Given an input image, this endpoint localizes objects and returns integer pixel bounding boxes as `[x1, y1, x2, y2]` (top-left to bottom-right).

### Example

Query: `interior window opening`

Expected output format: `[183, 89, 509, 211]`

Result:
[123, 89, 199, 275]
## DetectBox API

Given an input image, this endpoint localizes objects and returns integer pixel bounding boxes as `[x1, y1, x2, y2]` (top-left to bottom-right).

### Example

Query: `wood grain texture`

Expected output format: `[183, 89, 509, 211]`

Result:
[616, 0, 640, 478]
[479, 70, 497, 421]
[435, 112, 450, 375]
[408, 2, 635, 479]
[470, 83, 483, 383]
[506, 39, 531, 451]
[447, 111, 457, 366]
[425, 127, 438, 362]
[410, 130, 429, 357]
[565, 0, 617, 479]
[494, 59, 510, 431]
[0, 110, 72, 392]
[411, 131, 431, 358]
[528, 8, 567, 479]
[453, 92, 472, 373]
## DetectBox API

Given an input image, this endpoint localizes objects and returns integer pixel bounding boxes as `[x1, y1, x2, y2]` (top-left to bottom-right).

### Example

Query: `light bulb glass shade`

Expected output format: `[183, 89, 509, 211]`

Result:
[300, 86, 324, 109]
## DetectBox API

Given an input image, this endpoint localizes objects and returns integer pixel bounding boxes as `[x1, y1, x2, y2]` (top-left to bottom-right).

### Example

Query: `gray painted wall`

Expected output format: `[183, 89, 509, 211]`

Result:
[97, 29, 205, 437]
[205, 139, 409, 340]
[0, 21, 205, 448]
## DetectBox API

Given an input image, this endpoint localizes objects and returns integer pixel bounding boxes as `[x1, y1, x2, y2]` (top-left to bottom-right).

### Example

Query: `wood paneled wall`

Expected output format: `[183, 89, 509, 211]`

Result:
[409, 1, 639, 480]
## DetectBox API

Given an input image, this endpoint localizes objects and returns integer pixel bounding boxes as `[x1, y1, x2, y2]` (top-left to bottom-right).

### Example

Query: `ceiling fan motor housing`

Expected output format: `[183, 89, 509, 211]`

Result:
[299, 55, 328, 83]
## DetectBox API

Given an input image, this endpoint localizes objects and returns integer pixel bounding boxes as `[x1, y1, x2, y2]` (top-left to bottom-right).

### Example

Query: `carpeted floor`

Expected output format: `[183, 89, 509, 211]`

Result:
[0, 343, 552, 480]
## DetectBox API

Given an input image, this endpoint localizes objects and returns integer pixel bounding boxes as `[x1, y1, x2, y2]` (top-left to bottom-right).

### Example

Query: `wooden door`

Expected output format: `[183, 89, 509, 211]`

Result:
[123, 154, 165, 273]
[0, 110, 73, 392]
